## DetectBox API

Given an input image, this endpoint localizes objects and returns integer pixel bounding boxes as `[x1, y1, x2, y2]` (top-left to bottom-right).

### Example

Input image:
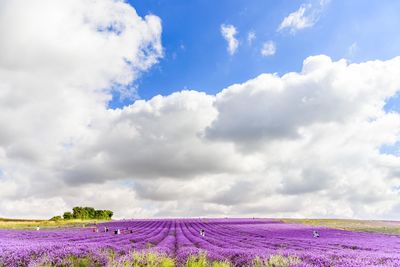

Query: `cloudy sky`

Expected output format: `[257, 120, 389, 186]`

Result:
[1, 0, 400, 220]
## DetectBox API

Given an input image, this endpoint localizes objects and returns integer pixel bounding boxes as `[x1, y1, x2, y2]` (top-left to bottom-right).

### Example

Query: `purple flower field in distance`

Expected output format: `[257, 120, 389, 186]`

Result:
[1, 218, 400, 267]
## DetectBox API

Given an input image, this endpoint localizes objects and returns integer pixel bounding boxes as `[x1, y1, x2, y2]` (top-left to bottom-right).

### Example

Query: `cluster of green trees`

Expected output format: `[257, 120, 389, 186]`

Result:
[65, 207, 113, 220]
[50, 207, 113, 221]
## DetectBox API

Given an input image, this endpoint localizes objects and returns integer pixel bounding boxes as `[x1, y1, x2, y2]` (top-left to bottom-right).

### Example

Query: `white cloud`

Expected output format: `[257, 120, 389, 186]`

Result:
[261, 41, 276, 56]
[278, 1, 330, 33]
[1, 1, 400, 221]
[204, 55, 400, 219]
[0, 0, 163, 219]
[220, 24, 239, 55]
[247, 31, 256, 45]
[206, 55, 400, 147]
[278, 5, 313, 32]
[2, 53, 400, 220]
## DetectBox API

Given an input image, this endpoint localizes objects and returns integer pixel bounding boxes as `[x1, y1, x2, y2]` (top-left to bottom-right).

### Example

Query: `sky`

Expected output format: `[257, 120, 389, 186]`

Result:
[0, 0, 400, 219]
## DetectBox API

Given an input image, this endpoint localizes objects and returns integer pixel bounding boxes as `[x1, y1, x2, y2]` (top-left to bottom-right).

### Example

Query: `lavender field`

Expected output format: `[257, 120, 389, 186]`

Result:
[1, 219, 400, 267]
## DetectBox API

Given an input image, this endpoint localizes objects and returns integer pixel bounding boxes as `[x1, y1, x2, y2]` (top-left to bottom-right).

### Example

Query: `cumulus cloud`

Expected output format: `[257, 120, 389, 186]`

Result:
[0, 0, 163, 218]
[220, 24, 239, 55]
[261, 41, 276, 56]
[59, 90, 244, 185]
[278, 1, 329, 33]
[1, 0, 400, 221]
[203, 55, 400, 218]
[206, 55, 400, 146]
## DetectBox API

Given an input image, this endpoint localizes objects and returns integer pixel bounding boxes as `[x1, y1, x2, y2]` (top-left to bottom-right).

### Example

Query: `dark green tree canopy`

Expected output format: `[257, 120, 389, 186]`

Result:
[50, 216, 62, 221]
[61, 207, 113, 220]
[63, 212, 73, 220]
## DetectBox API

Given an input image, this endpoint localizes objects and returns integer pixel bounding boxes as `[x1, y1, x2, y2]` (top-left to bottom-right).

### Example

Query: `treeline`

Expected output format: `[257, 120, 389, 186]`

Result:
[50, 207, 113, 221]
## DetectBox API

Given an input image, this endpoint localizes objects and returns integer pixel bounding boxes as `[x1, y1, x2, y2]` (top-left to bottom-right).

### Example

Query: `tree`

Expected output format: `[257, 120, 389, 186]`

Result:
[72, 207, 89, 219]
[94, 210, 113, 220]
[50, 216, 62, 221]
[94, 210, 104, 219]
[104, 210, 113, 220]
[83, 207, 96, 219]
[63, 212, 73, 220]
[64, 207, 113, 220]
[72, 207, 81, 219]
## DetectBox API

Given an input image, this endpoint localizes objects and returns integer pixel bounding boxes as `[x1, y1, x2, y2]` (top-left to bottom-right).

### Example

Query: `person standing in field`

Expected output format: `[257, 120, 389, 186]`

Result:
[36, 226, 40, 231]
[200, 229, 205, 237]
[313, 230, 320, 238]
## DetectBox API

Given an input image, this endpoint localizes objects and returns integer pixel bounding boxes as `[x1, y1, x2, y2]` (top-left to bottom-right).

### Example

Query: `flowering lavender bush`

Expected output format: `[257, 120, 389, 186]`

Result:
[0, 219, 399, 266]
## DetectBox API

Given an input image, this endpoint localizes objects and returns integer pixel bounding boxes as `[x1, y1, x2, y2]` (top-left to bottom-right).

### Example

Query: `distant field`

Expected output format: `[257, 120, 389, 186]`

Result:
[0, 217, 101, 230]
[281, 218, 400, 234]
[1, 218, 400, 266]
[2, 217, 399, 234]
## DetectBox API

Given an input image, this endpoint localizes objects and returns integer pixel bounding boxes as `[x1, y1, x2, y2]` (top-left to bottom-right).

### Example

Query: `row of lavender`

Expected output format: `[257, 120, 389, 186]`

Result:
[0, 219, 400, 266]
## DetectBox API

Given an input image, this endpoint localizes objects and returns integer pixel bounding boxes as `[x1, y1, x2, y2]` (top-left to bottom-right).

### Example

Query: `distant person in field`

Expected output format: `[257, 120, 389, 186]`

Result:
[200, 229, 205, 237]
[36, 226, 40, 231]
[313, 230, 320, 238]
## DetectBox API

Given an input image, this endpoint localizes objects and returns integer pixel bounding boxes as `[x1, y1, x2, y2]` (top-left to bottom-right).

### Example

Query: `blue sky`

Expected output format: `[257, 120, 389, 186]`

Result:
[108, 0, 400, 106]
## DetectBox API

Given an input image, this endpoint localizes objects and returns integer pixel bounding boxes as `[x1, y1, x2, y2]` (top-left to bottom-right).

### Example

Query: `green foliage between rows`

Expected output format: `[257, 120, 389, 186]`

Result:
[252, 255, 301, 267]
[34, 250, 301, 267]
[185, 253, 230, 267]
[107, 251, 299, 267]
